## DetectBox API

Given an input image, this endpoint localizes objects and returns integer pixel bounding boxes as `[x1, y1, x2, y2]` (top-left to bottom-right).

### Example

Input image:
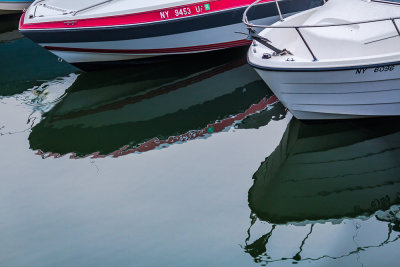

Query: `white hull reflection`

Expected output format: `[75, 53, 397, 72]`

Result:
[249, 118, 400, 223]
[244, 117, 400, 264]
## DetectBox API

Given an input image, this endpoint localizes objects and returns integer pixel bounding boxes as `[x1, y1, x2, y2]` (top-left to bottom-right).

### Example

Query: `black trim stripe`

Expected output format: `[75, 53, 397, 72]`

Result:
[20, 0, 321, 44]
[248, 55, 400, 72]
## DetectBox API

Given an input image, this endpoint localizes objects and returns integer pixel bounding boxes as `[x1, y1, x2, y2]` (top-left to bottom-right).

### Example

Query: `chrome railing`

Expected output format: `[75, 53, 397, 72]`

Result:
[244, 0, 326, 24]
[73, 0, 115, 16]
[30, 0, 115, 17]
[243, 0, 400, 61]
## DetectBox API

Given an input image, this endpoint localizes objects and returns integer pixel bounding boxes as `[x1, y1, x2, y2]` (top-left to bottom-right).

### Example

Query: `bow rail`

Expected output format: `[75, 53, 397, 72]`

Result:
[243, 0, 400, 61]
[30, 0, 116, 17]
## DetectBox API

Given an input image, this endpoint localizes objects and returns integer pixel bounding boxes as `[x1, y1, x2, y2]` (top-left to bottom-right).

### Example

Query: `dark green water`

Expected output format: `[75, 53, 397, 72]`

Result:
[1, 14, 400, 267]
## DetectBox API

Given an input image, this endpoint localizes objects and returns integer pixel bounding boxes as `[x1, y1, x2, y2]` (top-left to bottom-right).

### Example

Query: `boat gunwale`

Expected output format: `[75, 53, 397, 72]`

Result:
[248, 54, 400, 72]
[19, 4, 254, 31]
[243, 0, 400, 30]
[20, 0, 277, 30]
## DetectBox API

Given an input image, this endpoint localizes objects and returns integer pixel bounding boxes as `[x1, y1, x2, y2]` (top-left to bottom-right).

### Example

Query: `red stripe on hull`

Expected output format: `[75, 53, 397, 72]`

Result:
[20, 0, 274, 30]
[44, 39, 252, 54]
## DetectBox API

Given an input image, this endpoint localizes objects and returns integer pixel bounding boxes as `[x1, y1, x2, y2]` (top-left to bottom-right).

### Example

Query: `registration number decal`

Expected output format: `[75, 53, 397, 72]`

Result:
[374, 65, 395, 72]
[160, 3, 211, 19]
[355, 65, 395, 74]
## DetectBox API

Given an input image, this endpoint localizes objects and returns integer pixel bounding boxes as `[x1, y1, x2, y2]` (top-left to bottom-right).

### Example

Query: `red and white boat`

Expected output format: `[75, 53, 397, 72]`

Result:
[19, 0, 320, 68]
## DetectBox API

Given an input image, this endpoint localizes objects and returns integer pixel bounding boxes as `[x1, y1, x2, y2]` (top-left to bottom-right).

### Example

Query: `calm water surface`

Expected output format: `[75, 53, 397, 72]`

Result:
[1, 14, 400, 267]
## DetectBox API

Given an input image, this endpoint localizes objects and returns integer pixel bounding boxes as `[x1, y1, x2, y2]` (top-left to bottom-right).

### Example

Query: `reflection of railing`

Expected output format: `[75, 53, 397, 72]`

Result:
[243, 0, 400, 61]
[244, 212, 400, 264]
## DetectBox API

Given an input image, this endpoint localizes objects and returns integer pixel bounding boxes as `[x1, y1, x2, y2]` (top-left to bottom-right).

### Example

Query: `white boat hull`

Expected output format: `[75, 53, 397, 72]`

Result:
[246, 0, 400, 120]
[0, 2, 31, 13]
[254, 62, 400, 120]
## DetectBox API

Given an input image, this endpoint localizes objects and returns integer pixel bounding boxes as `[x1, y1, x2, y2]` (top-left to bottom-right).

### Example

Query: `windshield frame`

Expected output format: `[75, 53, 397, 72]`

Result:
[372, 0, 400, 5]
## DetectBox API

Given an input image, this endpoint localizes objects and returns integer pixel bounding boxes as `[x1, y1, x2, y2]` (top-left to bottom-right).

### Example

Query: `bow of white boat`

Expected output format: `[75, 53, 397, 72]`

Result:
[246, 0, 400, 120]
[248, 0, 400, 70]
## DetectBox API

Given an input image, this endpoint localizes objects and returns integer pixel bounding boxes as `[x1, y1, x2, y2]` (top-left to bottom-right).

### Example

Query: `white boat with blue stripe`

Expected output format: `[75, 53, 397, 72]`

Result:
[245, 0, 400, 120]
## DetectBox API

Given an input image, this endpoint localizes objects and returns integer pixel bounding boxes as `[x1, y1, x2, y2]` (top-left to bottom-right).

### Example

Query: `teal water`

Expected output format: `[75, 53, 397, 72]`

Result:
[0, 14, 400, 267]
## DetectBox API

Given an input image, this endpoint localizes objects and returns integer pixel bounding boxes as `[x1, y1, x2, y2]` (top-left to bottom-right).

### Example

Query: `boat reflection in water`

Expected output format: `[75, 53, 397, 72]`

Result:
[245, 118, 400, 265]
[29, 51, 286, 158]
[0, 14, 23, 43]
